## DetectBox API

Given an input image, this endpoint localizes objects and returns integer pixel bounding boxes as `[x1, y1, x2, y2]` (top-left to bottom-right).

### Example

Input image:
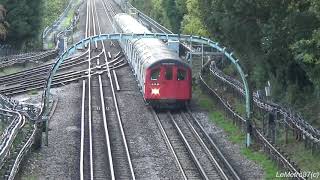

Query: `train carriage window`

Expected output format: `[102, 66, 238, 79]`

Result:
[151, 68, 160, 80]
[165, 66, 173, 80]
[177, 68, 186, 80]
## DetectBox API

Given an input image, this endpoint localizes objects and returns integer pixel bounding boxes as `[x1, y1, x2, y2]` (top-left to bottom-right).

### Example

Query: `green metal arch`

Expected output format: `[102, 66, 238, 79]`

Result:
[40, 33, 252, 145]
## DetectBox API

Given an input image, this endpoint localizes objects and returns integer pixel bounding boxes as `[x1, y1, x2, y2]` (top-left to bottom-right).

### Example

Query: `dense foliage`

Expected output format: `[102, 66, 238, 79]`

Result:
[0, 4, 9, 40]
[131, 0, 320, 125]
[41, 0, 69, 31]
[0, 0, 68, 49]
[0, 0, 42, 47]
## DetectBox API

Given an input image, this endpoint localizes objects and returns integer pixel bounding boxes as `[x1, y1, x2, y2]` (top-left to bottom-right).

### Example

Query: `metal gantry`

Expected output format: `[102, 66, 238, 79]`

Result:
[40, 33, 253, 146]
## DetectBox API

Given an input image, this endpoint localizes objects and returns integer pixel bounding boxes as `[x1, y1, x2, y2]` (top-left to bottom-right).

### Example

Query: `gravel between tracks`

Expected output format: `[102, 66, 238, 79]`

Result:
[115, 65, 182, 179]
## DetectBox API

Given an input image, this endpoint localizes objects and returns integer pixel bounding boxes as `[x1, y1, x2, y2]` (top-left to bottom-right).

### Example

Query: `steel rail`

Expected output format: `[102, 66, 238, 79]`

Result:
[80, 79, 85, 180]
[0, 71, 82, 94]
[80, 0, 94, 178]
[87, 0, 94, 178]
[103, 0, 116, 16]
[0, 50, 89, 84]
[182, 111, 238, 180]
[112, 70, 120, 91]
[101, 0, 114, 24]
[1, 63, 127, 96]
[1, 51, 101, 87]
[186, 107, 241, 180]
[99, 0, 135, 178]
[1, 60, 86, 87]
[98, 74, 115, 179]
[90, 0, 98, 49]
[168, 112, 209, 180]
[0, 50, 58, 69]
[0, 109, 23, 169]
[85, 0, 89, 39]
[107, 53, 124, 64]
[150, 109, 187, 180]
[93, 0, 115, 178]
[181, 112, 228, 179]
[7, 123, 37, 180]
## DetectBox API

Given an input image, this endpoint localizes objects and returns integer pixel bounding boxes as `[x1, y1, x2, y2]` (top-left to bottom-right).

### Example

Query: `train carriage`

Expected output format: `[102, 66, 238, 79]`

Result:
[113, 13, 191, 107]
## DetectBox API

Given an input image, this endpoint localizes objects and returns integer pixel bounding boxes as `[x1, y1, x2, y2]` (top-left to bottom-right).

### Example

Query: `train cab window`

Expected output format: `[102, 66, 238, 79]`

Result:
[151, 68, 160, 80]
[177, 69, 186, 80]
[165, 66, 173, 80]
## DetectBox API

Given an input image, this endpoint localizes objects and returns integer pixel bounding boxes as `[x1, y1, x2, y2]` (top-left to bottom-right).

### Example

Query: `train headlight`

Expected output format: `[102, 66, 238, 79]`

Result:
[151, 88, 160, 95]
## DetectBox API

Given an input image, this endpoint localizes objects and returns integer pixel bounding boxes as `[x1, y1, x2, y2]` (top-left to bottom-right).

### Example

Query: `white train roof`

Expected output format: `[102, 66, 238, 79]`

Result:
[114, 13, 189, 69]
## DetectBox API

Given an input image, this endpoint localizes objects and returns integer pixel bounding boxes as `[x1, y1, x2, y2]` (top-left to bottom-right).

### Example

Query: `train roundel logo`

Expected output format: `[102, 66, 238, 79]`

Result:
[151, 88, 160, 95]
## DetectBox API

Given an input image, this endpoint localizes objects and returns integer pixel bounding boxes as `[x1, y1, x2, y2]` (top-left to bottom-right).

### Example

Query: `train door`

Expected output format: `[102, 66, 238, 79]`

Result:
[175, 67, 191, 99]
[161, 65, 176, 99]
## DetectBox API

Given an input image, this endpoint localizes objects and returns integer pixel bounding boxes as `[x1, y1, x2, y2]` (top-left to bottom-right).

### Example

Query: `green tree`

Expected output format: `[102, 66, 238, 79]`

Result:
[0, 0, 42, 47]
[181, 0, 209, 36]
[0, 4, 9, 41]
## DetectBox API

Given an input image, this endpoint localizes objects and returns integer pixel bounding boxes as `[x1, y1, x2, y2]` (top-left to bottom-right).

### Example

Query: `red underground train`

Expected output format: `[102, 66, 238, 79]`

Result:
[113, 13, 192, 108]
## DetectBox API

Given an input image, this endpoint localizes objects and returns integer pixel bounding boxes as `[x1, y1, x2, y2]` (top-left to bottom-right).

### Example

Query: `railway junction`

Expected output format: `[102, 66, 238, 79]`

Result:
[0, 0, 318, 179]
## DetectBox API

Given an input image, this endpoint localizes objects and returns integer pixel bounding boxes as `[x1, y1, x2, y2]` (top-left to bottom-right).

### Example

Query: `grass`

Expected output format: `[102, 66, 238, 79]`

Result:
[235, 99, 246, 117]
[0, 62, 42, 77]
[47, 41, 55, 49]
[0, 66, 24, 76]
[61, 0, 82, 29]
[193, 85, 281, 179]
[276, 129, 320, 173]
[61, 7, 74, 28]
[204, 74, 320, 177]
[281, 142, 320, 173]
[241, 148, 280, 180]
[40, 0, 70, 31]
[28, 90, 38, 95]
[208, 111, 244, 144]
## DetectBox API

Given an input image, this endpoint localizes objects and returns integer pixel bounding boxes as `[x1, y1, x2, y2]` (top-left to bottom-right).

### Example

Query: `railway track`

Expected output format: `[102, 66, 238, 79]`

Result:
[151, 108, 240, 180]
[0, 54, 125, 96]
[0, 51, 88, 83]
[0, 49, 58, 69]
[100, 2, 240, 179]
[80, 0, 134, 179]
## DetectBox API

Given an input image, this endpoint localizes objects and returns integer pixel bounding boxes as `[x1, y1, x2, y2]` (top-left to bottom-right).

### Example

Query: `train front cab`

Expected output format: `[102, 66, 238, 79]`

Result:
[144, 63, 192, 108]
